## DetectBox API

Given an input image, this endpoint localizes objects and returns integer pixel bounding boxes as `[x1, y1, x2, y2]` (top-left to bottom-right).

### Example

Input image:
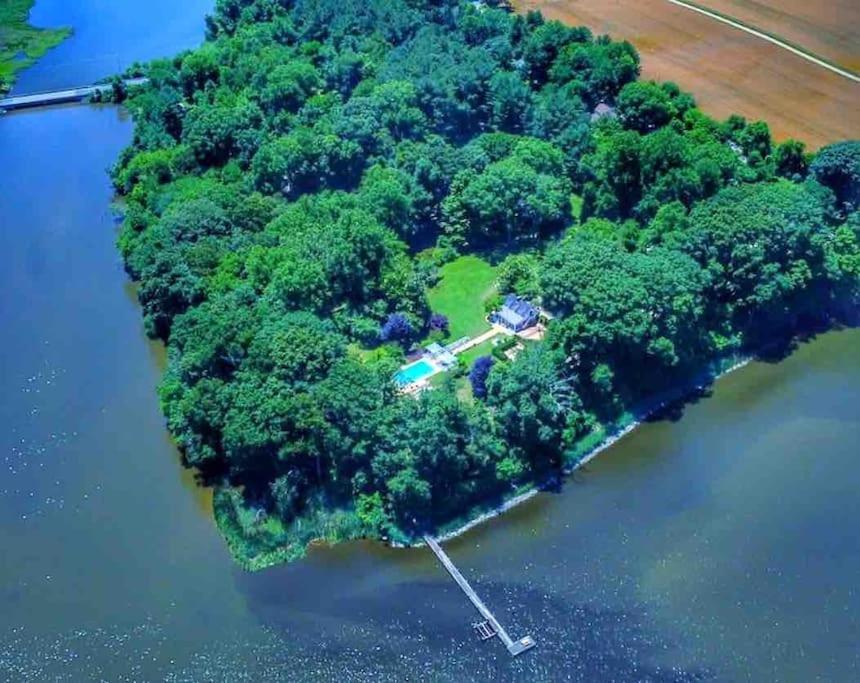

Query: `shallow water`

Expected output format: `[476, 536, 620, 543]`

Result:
[1, 2, 858, 681]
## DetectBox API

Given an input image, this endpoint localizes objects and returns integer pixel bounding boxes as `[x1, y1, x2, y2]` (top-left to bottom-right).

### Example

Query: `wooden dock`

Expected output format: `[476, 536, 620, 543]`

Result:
[0, 78, 148, 112]
[424, 535, 535, 656]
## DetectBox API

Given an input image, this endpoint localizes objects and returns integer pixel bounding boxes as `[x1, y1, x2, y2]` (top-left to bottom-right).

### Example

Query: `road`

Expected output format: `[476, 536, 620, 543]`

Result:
[665, 0, 860, 82]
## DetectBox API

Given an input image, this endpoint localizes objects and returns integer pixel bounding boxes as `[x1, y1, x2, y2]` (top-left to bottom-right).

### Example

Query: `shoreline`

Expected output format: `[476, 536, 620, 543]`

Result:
[221, 326, 851, 568]
[402, 355, 753, 548]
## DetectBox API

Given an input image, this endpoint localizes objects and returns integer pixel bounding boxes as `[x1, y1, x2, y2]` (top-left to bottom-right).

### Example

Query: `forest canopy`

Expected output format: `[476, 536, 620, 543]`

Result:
[112, 0, 859, 567]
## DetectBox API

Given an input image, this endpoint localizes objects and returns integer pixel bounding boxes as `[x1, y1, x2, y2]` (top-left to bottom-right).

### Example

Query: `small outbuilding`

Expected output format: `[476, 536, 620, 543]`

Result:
[426, 342, 457, 368]
[590, 102, 616, 122]
[490, 295, 539, 333]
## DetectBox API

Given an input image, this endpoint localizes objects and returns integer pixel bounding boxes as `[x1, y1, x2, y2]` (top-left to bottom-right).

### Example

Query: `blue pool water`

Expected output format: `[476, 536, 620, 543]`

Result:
[395, 359, 436, 386]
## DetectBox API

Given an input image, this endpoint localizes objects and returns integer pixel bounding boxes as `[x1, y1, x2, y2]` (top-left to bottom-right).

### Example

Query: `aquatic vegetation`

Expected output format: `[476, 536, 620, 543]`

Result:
[0, 0, 71, 94]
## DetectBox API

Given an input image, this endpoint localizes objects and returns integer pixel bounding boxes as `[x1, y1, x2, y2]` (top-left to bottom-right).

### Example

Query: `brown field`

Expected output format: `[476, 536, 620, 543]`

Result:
[696, 0, 860, 72]
[514, 0, 860, 149]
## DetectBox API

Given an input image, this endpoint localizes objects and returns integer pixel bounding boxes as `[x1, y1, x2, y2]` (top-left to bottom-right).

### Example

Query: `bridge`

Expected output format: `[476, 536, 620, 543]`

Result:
[0, 78, 148, 112]
[424, 534, 535, 656]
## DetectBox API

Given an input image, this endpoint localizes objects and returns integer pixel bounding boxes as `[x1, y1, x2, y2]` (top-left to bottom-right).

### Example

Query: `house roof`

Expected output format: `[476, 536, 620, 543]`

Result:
[590, 103, 616, 121]
[498, 295, 538, 327]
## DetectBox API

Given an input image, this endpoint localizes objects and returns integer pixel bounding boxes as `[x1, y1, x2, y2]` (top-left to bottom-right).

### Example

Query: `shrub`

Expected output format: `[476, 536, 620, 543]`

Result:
[429, 313, 449, 333]
[469, 355, 495, 399]
[379, 312, 414, 344]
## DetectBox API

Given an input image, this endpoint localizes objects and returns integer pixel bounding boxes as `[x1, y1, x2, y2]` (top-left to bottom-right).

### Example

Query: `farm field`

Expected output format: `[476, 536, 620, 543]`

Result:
[515, 0, 860, 149]
[695, 0, 860, 72]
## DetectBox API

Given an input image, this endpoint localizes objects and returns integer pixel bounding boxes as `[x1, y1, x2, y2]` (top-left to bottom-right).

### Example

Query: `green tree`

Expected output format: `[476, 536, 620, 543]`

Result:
[497, 252, 542, 298]
[444, 138, 572, 243]
[616, 81, 676, 133]
[487, 345, 582, 466]
[541, 232, 710, 378]
[260, 60, 321, 114]
[358, 165, 418, 236]
[811, 141, 860, 213]
[489, 71, 531, 132]
[774, 139, 809, 180]
[180, 45, 220, 97]
[549, 39, 639, 103]
[522, 20, 591, 85]
[679, 181, 832, 333]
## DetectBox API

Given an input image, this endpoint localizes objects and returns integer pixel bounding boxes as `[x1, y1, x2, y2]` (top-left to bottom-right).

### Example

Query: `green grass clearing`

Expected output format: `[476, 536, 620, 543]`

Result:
[426, 255, 498, 342]
[455, 377, 473, 402]
[428, 371, 452, 388]
[457, 338, 498, 368]
[571, 193, 584, 223]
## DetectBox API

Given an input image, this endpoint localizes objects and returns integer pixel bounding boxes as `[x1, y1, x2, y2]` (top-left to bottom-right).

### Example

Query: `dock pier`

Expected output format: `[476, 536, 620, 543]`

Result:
[424, 535, 535, 656]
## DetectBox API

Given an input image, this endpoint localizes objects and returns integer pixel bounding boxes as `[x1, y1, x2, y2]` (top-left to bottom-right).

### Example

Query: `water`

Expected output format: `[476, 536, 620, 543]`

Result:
[11, 0, 213, 94]
[395, 359, 438, 386]
[1, 2, 858, 680]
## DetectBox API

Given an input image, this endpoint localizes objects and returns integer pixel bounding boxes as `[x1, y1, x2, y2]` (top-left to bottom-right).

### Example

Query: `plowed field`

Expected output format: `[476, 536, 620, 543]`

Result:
[515, 0, 860, 148]
[696, 0, 859, 72]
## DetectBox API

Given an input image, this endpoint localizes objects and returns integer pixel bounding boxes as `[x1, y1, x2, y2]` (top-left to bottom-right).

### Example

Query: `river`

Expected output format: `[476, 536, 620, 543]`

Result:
[10, 0, 213, 95]
[1, 2, 858, 681]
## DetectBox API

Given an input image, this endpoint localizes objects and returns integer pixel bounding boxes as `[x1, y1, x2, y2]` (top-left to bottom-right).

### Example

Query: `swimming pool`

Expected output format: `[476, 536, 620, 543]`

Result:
[394, 359, 437, 386]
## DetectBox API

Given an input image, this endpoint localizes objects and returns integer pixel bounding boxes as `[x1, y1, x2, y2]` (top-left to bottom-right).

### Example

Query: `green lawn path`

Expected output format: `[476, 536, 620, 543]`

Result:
[457, 338, 496, 368]
[427, 255, 498, 342]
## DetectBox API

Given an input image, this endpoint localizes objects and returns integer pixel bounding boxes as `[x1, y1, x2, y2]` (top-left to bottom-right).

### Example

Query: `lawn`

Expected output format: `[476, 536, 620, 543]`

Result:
[571, 193, 584, 223]
[427, 255, 498, 341]
[457, 338, 497, 368]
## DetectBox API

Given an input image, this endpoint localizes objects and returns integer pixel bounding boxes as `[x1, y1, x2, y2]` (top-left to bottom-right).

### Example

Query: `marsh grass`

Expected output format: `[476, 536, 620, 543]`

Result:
[0, 0, 71, 94]
[214, 487, 370, 570]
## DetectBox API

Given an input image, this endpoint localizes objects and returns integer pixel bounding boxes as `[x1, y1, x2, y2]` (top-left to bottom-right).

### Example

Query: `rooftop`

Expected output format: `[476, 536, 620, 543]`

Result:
[590, 102, 616, 122]
[496, 294, 538, 328]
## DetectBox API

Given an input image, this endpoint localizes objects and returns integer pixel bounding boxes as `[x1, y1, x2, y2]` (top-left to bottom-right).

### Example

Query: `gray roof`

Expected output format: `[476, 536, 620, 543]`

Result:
[498, 295, 538, 327]
[590, 103, 616, 122]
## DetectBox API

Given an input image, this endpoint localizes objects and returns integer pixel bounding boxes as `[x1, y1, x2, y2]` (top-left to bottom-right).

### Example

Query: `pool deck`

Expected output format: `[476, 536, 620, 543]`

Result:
[394, 324, 518, 395]
[395, 359, 443, 392]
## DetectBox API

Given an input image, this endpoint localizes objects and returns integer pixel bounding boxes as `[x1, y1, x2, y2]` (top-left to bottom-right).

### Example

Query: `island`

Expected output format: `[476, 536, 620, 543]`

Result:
[111, 0, 859, 569]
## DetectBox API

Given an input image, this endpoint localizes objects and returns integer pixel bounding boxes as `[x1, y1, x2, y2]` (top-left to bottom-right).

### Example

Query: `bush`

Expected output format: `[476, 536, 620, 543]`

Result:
[429, 312, 449, 333]
[379, 312, 414, 344]
[469, 355, 495, 399]
[356, 492, 390, 535]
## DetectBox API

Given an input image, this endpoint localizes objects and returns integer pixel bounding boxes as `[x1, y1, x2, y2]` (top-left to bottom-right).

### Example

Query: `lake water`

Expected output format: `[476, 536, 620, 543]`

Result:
[1, 2, 858, 680]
